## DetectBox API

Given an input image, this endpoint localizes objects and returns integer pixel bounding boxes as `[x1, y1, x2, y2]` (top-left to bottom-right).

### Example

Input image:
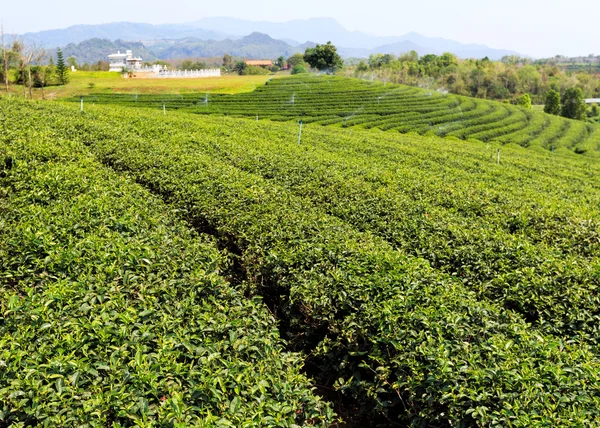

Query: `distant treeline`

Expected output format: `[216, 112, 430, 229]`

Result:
[349, 52, 600, 104]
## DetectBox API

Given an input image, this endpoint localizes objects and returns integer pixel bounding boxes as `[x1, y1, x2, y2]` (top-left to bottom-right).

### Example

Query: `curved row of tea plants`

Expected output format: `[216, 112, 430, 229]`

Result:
[0, 102, 334, 426]
[91, 102, 600, 346]
[23, 99, 600, 426]
[124, 115, 600, 346]
[69, 75, 600, 155]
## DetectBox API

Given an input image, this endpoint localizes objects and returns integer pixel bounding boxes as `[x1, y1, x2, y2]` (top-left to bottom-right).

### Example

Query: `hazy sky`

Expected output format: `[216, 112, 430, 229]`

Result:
[1, 0, 598, 57]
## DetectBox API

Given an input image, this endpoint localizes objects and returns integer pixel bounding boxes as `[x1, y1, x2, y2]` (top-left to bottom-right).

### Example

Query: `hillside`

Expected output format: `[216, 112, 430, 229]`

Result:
[22, 18, 522, 60]
[52, 38, 158, 64]
[2, 97, 600, 425]
[23, 21, 227, 47]
[51, 34, 302, 64]
[75, 75, 600, 156]
[189, 18, 521, 58]
[150, 32, 301, 60]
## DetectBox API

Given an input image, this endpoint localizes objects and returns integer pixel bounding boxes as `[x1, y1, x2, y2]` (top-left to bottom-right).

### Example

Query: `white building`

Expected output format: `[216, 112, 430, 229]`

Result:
[108, 50, 143, 72]
[108, 50, 221, 78]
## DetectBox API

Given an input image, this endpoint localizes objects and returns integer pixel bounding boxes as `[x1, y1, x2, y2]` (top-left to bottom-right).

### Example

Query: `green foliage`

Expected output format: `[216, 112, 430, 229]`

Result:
[286, 53, 306, 68]
[544, 89, 561, 115]
[67, 56, 78, 69]
[355, 60, 369, 73]
[291, 64, 307, 75]
[233, 60, 246, 74]
[357, 52, 600, 103]
[303, 42, 343, 73]
[276, 56, 286, 69]
[561, 87, 587, 120]
[5, 99, 600, 426]
[241, 65, 269, 76]
[516, 93, 532, 109]
[178, 59, 207, 70]
[55, 48, 69, 85]
[222, 53, 234, 70]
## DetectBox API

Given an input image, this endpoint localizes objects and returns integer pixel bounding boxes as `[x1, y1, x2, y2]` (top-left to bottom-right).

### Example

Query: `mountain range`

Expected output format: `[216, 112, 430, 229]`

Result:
[24, 18, 522, 61]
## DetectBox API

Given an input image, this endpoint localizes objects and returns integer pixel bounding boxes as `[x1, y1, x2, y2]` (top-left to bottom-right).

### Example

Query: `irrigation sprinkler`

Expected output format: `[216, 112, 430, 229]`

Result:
[163, 103, 166, 115]
[256, 115, 259, 122]
[297, 120, 303, 145]
[497, 149, 501, 165]
[80, 96, 83, 112]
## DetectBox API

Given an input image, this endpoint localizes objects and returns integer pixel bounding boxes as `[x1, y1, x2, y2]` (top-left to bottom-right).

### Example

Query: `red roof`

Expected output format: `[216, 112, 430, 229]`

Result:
[245, 60, 273, 66]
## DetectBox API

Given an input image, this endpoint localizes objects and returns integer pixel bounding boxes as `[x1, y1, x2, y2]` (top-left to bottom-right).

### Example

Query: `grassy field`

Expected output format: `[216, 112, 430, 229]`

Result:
[7, 71, 276, 100]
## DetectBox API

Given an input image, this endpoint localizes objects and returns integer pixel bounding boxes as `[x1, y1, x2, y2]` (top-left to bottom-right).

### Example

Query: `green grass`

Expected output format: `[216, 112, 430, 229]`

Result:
[6, 71, 276, 100]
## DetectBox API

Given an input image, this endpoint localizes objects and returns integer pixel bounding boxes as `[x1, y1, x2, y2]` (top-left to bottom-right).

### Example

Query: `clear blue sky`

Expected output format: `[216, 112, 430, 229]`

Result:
[1, 0, 598, 58]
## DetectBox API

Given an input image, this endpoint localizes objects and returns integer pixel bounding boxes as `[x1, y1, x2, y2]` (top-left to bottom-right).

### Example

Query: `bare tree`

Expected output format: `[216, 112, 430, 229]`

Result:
[25, 52, 35, 99]
[11, 39, 26, 98]
[34, 48, 48, 100]
[24, 44, 40, 99]
[1, 24, 8, 93]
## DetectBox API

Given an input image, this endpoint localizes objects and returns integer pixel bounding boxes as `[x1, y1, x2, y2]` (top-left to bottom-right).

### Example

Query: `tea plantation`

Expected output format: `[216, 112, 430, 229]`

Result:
[71, 75, 600, 156]
[2, 90, 600, 427]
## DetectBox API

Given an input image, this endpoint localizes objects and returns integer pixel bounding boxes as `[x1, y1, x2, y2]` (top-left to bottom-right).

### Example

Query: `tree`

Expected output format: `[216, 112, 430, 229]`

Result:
[286, 53, 305, 68]
[67, 56, 78, 70]
[544, 90, 561, 115]
[561, 87, 587, 120]
[517, 65, 541, 95]
[179, 60, 207, 71]
[222, 53, 234, 70]
[355, 60, 369, 74]
[55, 49, 69, 85]
[516, 93, 532, 109]
[233, 61, 246, 75]
[31, 51, 49, 99]
[291, 64, 307, 75]
[276, 56, 286, 69]
[10, 39, 26, 97]
[303, 42, 343, 73]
